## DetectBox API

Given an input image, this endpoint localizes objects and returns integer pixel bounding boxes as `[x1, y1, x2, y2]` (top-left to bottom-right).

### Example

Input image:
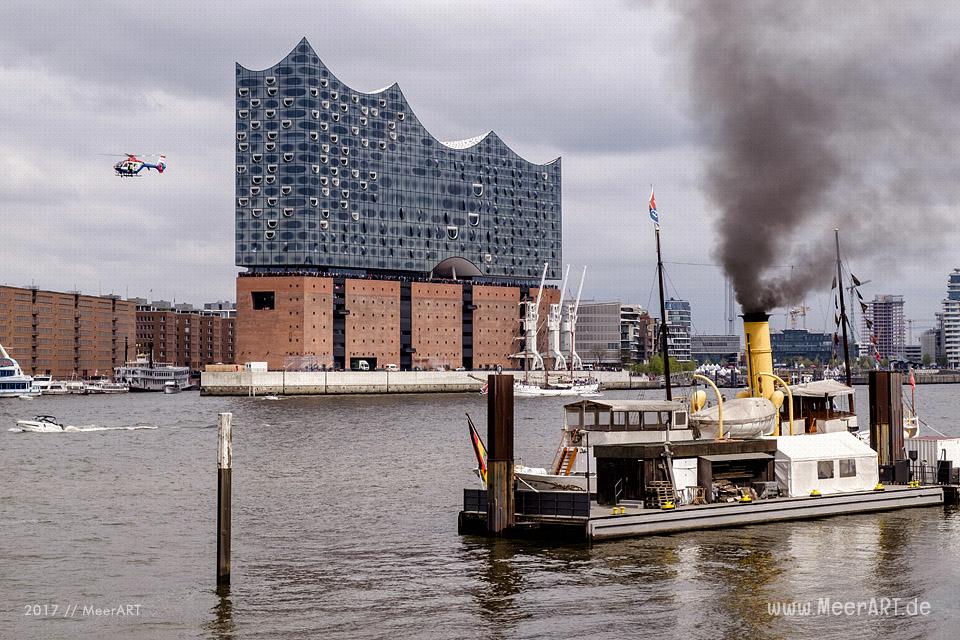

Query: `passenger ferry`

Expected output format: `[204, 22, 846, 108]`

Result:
[0, 343, 39, 398]
[114, 355, 191, 392]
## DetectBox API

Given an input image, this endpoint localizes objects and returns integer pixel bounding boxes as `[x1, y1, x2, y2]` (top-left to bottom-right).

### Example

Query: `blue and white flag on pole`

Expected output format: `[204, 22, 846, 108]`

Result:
[648, 188, 659, 224]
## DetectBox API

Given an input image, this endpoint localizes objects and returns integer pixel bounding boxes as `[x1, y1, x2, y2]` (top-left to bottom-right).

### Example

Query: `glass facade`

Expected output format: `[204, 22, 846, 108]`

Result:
[235, 38, 562, 282]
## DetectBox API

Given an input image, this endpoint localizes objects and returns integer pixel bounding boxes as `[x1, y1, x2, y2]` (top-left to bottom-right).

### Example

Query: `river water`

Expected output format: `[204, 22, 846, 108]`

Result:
[2, 385, 958, 639]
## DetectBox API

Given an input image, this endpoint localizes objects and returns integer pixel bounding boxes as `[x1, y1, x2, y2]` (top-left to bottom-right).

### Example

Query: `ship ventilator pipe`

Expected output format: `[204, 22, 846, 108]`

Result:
[759, 372, 795, 436]
[692, 374, 724, 440]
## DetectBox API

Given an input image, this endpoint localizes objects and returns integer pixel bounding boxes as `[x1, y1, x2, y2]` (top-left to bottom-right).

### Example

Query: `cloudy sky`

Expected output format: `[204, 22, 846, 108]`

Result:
[2, 1, 958, 337]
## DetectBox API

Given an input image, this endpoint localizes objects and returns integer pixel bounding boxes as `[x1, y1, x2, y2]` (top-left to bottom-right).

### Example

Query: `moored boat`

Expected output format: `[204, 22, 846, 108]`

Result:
[115, 355, 190, 392]
[0, 343, 39, 398]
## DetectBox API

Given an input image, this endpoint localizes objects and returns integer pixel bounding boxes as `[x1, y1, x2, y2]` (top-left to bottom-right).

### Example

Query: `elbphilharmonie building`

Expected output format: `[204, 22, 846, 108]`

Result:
[234, 39, 562, 371]
[236, 38, 561, 282]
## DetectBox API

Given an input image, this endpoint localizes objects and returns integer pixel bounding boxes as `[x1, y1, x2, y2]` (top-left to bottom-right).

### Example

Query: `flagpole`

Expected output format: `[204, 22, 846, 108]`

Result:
[649, 187, 672, 402]
[835, 229, 854, 412]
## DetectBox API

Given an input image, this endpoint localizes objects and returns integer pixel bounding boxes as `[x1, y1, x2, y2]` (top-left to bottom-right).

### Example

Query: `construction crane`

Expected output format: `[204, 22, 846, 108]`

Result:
[788, 305, 812, 330]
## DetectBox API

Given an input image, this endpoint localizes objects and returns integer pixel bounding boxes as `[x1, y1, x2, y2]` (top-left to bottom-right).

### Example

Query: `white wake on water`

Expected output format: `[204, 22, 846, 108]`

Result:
[9, 425, 158, 433]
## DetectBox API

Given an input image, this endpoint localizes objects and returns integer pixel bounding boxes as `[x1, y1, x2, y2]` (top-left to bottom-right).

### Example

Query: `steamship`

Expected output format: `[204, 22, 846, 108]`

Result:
[114, 355, 191, 392]
[482, 313, 901, 502]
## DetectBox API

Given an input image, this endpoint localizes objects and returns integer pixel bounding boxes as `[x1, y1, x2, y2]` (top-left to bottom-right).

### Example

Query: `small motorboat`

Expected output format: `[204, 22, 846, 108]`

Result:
[16, 415, 67, 433]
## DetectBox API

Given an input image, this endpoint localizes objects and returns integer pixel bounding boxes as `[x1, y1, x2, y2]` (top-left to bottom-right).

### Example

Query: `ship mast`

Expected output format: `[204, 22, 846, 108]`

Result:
[656, 226, 672, 401]
[835, 229, 854, 412]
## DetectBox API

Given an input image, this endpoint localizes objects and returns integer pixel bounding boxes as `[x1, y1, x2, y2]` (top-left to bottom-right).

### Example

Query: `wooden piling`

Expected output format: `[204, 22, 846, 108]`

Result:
[486, 374, 515, 534]
[217, 412, 233, 585]
[869, 371, 904, 467]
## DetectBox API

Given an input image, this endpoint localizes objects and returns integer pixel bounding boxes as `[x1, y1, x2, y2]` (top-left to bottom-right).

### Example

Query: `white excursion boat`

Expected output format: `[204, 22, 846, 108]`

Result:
[115, 355, 190, 392]
[16, 415, 68, 433]
[84, 380, 130, 394]
[163, 381, 182, 394]
[36, 377, 70, 395]
[513, 377, 601, 398]
[0, 343, 39, 398]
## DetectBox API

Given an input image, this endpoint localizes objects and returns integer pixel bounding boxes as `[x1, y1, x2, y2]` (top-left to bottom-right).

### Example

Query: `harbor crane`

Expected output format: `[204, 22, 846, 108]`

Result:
[547, 265, 570, 371]
[511, 262, 548, 371]
[564, 266, 587, 371]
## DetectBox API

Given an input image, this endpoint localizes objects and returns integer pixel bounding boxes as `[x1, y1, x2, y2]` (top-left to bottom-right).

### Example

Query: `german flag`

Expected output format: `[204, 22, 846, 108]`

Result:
[468, 416, 488, 486]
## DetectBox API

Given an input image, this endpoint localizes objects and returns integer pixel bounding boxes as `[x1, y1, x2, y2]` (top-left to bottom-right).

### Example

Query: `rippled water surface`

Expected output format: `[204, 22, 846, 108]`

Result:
[2, 385, 959, 639]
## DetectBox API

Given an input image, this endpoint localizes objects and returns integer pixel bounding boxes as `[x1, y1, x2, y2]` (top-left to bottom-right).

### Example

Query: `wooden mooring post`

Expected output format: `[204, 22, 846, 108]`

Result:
[486, 374, 515, 534]
[217, 412, 233, 585]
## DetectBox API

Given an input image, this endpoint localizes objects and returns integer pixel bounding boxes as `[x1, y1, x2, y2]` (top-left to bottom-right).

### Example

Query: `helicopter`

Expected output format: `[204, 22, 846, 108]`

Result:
[113, 154, 167, 177]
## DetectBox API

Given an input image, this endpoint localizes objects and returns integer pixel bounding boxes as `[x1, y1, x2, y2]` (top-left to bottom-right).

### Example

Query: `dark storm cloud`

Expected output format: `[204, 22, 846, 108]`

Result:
[2, 0, 958, 333]
[676, 1, 960, 313]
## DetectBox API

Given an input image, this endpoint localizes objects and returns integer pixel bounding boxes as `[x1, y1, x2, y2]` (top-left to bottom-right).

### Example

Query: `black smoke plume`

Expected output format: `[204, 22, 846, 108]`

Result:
[677, 2, 960, 312]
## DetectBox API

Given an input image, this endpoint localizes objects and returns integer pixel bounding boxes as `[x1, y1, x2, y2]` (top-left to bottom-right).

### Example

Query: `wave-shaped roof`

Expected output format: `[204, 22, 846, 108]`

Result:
[237, 37, 559, 166]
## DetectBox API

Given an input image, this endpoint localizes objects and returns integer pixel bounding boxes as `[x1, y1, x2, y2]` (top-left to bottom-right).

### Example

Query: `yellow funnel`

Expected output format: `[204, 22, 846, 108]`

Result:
[743, 311, 774, 398]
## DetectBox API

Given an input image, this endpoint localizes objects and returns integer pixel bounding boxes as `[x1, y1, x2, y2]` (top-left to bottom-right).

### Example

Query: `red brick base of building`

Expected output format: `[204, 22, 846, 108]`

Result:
[235, 274, 559, 371]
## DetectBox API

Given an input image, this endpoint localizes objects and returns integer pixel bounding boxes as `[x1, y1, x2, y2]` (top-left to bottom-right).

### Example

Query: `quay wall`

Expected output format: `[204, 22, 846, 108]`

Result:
[200, 370, 960, 396]
[200, 370, 664, 396]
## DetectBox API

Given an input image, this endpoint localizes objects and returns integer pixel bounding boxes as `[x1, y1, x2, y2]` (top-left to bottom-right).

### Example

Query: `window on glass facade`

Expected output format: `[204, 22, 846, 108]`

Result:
[238, 88, 249, 97]
[265, 76, 276, 86]
[283, 208, 294, 217]
[265, 142, 276, 151]
[283, 97, 294, 107]
[252, 176, 263, 185]
[267, 87, 277, 96]
[265, 230, 276, 240]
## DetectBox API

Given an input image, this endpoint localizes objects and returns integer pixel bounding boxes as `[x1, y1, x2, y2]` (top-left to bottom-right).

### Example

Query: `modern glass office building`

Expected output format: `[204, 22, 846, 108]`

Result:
[236, 38, 562, 282]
